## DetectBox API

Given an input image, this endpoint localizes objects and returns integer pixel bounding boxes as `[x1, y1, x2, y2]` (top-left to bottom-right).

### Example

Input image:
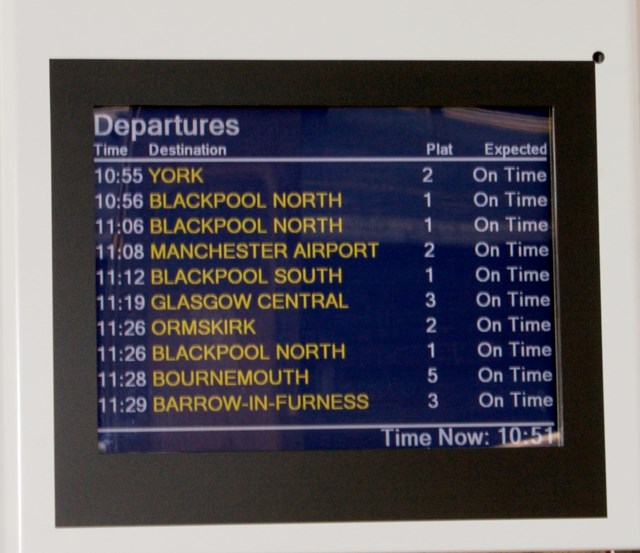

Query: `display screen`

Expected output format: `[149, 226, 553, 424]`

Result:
[53, 60, 606, 525]
[94, 106, 560, 453]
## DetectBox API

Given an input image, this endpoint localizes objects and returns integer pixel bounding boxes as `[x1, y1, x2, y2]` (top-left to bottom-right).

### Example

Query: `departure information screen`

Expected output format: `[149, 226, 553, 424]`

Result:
[94, 106, 559, 453]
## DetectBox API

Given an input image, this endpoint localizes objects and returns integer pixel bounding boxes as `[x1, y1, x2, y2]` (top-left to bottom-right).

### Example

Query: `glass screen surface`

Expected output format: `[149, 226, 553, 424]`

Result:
[94, 106, 559, 453]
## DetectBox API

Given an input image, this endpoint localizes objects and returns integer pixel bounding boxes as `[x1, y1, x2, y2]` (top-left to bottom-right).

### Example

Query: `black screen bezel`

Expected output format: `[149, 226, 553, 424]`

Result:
[51, 60, 605, 526]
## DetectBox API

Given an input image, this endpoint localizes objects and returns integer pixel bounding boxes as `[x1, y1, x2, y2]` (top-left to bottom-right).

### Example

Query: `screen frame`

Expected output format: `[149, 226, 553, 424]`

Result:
[50, 59, 605, 527]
